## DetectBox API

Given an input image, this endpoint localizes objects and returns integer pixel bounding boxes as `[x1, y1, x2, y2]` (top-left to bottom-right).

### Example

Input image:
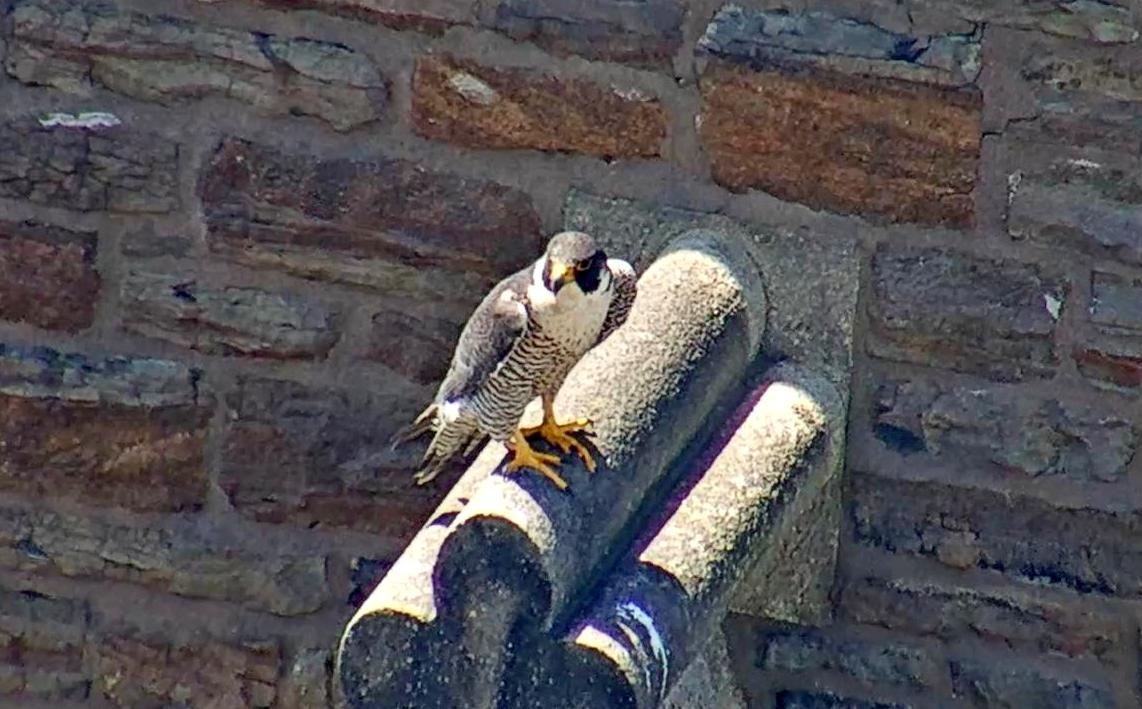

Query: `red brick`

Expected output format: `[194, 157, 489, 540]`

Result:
[412, 55, 666, 158]
[698, 62, 980, 227]
[0, 221, 99, 332]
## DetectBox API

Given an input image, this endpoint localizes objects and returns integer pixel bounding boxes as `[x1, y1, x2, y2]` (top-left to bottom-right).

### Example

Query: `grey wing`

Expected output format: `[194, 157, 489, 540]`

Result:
[436, 266, 532, 404]
[596, 258, 637, 345]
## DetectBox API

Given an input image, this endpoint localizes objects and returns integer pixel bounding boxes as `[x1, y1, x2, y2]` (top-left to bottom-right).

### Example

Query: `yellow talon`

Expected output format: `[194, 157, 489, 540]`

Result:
[506, 430, 568, 490]
[520, 396, 597, 473]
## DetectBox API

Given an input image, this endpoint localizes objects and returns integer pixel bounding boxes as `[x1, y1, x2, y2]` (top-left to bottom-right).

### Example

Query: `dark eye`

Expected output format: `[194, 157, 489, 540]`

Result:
[575, 260, 590, 272]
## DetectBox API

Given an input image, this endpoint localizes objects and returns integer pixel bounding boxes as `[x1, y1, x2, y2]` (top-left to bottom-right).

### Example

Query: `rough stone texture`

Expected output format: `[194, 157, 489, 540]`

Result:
[0, 506, 329, 615]
[872, 378, 1135, 482]
[6, 0, 388, 131]
[774, 691, 911, 709]
[837, 572, 1128, 665]
[0, 344, 210, 512]
[850, 471, 1142, 597]
[0, 220, 99, 332]
[89, 634, 279, 708]
[120, 270, 340, 359]
[1007, 142, 1142, 264]
[1092, 271, 1142, 331]
[199, 137, 543, 306]
[868, 246, 1066, 380]
[699, 6, 983, 87]
[278, 646, 332, 709]
[251, 0, 477, 33]
[696, 7, 981, 227]
[749, 626, 946, 691]
[1019, 36, 1142, 146]
[488, 0, 684, 68]
[1074, 334, 1142, 390]
[221, 376, 444, 538]
[411, 54, 666, 158]
[367, 307, 460, 385]
[0, 116, 179, 213]
[0, 584, 89, 702]
[662, 629, 746, 709]
[949, 656, 1114, 708]
[927, 0, 1139, 43]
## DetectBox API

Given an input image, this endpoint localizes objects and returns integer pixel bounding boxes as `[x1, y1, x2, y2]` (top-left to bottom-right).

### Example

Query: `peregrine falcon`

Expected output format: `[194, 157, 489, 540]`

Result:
[391, 231, 637, 490]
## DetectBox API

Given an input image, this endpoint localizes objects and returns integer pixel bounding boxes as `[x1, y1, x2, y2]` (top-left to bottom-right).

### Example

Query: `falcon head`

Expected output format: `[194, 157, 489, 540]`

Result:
[541, 231, 610, 297]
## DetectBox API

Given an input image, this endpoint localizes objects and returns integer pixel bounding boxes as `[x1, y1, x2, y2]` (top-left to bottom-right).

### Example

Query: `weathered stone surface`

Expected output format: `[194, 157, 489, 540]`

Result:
[7, 0, 388, 131]
[200, 137, 543, 305]
[278, 647, 331, 709]
[411, 55, 666, 158]
[1007, 144, 1142, 263]
[489, 0, 684, 67]
[221, 376, 444, 538]
[905, 0, 1138, 43]
[252, 0, 476, 33]
[698, 60, 980, 226]
[699, 6, 982, 87]
[0, 220, 99, 332]
[873, 378, 1135, 482]
[0, 115, 179, 213]
[838, 572, 1127, 664]
[949, 656, 1114, 708]
[120, 225, 192, 259]
[0, 506, 329, 615]
[1075, 334, 1142, 389]
[0, 585, 88, 701]
[368, 308, 459, 385]
[750, 626, 945, 691]
[89, 634, 279, 708]
[1091, 271, 1142, 330]
[775, 690, 911, 709]
[868, 246, 1065, 380]
[850, 471, 1142, 597]
[0, 344, 210, 512]
[121, 270, 340, 359]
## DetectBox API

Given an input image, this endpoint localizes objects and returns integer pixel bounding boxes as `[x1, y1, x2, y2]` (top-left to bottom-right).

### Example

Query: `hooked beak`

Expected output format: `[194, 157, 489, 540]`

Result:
[545, 259, 576, 293]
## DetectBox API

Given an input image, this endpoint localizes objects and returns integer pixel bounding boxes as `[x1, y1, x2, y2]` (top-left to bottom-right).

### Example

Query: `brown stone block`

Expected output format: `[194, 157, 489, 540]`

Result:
[412, 55, 666, 158]
[699, 62, 980, 227]
[200, 137, 542, 303]
[367, 308, 460, 385]
[1075, 337, 1142, 390]
[0, 345, 209, 513]
[89, 634, 279, 708]
[221, 376, 446, 537]
[121, 270, 340, 359]
[0, 221, 99, 332]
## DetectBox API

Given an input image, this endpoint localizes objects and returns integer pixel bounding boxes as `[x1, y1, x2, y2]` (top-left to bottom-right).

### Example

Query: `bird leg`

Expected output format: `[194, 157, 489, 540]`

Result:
[520, 395, 597, 473]
[505, 430, 568, 490]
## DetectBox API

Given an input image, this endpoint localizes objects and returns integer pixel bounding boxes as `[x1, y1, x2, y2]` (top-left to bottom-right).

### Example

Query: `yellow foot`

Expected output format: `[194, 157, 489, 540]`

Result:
[506, 432, 568, 490]
[521, 416, 597, 473]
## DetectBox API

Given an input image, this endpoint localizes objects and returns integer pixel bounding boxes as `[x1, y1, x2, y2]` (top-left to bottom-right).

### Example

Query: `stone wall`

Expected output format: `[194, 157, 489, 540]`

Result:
[0, 0, 1137, 706]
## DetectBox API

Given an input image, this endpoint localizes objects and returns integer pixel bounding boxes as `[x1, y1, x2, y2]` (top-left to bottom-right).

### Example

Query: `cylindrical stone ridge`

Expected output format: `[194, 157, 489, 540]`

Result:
[568, 364, 845, 707]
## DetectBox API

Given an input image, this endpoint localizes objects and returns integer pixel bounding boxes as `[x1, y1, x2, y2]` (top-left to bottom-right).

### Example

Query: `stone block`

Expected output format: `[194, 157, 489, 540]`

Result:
[868, 245, 1065, 380]
[411, 54, 665, 158]
[251, 0, 477, 33]
[697, 7, 981, 227]
[0, 344, 209, 512]
[949, 656, 1114, 708]
[367, 308, 461, 386]
[488, 0, 684, 68]
[0, 220, 99, 332]
[872, 377, 1135, 482]
[120, 270, 340, 359]
[0, 114, 178, 213]
[199, 137, 542, 306]
[7, 0, 388, 130]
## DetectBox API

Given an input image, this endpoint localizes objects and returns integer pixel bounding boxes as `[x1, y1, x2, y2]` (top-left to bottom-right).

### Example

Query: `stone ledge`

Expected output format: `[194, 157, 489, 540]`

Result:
[337, 213, 857, 706]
